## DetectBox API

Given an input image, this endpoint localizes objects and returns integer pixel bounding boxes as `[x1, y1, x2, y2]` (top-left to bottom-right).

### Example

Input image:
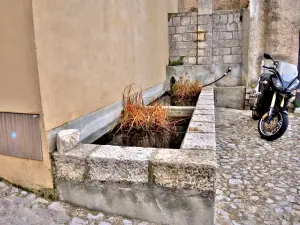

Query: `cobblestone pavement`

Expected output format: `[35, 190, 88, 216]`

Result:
[0, 181, 158, 225]
[215, 108, 300, 225]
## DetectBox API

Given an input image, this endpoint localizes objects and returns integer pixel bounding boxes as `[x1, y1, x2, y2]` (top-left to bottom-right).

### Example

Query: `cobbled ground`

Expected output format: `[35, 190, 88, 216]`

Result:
[0, 181, 158, 225]
[0, 107, 299, 225]
[215, 108, 300, 225]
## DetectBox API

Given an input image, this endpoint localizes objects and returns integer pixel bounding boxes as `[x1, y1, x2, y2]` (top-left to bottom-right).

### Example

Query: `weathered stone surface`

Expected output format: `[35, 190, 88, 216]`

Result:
[191, 114, 215, 123]
[181, 133, 216, 150]
[70, 217, 88, 225]
[171, 34, 183, 42]
[181, 17, 190, 26]
[176, 41, 189, 49]
[193, 109, 215, 115]
[54, 144, 98, 182]
[58, 180, 214, 225]
[223, 55, 241, 63]
[172, 17, 180, 26]
[186, 25, 197, 32]
[198, 15, 212, 24]
[88, 146, 153, 183]
[294, 108, 300, 115]
[197, 99, 214, 105]
[150, 148, 217, 191]
[198, 0, 213, 15]
[168, 27, 175, 35]
[176, 26, 186, 34]
[214, 64, 242, 87]
[219, 47, 231, 55]
[196, 104, 215, 110]
[87, 212, 104, 220]
[0, 181, 154, 225]
[48, 202, 66, 212]
[198, 95, 214, 100]
[188, 121, 215, 133]
[57, 129, 80, 153]
[231, 46, 242, 54]
[214, 86, 246, 109]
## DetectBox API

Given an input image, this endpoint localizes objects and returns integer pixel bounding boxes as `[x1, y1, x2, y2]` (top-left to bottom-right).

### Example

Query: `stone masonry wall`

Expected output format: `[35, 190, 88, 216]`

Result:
[169, 9, 245, 86]
[169, 12, 198, 65]
[212, 10, 244, 86]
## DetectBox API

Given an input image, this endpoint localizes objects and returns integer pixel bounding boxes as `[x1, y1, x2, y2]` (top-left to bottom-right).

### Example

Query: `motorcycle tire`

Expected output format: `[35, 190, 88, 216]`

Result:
[258, 112, 288, 141]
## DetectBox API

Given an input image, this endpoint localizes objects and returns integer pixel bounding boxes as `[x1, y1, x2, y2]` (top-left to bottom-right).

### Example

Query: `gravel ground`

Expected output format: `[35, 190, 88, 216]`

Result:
[215, 108, 300, 225]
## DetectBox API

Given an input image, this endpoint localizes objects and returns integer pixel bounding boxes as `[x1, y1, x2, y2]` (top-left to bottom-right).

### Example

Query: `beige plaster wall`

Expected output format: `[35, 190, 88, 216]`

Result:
[32, 0, 178, 131]
[0, 0, 41, 113]
[0, 0, 53, 190]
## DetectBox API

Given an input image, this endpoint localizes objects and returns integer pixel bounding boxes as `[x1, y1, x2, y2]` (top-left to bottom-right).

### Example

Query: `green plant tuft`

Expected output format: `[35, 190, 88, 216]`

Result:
[169, 56, 184, 66]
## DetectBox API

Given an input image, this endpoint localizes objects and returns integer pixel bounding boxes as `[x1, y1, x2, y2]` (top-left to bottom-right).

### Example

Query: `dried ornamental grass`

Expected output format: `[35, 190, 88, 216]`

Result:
[118, 85, 175, 135]
[171, 77, 202, 100]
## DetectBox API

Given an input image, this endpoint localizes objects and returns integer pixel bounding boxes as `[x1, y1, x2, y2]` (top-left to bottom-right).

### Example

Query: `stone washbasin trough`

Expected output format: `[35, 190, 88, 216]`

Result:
[53, 87, 217, 225]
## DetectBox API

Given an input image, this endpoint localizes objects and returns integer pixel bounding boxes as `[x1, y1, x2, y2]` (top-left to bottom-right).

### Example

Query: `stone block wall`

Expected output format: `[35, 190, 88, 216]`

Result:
[198, 14, 213, 71]
[169, 12, 198, 65]
[212, 10, 244, 86]
[169, 9, 246, 86]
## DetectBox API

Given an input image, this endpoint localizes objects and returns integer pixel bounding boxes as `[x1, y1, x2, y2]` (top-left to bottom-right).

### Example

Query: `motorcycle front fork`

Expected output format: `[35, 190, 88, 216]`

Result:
[267, 92, 285, 123]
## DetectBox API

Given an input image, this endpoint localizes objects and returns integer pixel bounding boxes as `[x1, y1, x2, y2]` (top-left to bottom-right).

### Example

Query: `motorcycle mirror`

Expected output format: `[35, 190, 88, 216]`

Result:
[264, 53, 272, 60]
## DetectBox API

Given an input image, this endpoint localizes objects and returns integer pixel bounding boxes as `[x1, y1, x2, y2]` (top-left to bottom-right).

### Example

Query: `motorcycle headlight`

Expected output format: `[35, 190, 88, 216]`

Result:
[287, 79, 299, 92]
[272, 77, 284, 91]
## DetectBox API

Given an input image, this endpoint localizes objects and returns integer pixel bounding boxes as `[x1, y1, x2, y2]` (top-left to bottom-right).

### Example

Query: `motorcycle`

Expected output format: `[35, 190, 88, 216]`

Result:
[251, 53, 299, 141]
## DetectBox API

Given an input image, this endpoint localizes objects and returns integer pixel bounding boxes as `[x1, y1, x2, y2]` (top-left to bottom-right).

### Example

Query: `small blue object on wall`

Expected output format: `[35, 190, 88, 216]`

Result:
[11, 131, 17, 139]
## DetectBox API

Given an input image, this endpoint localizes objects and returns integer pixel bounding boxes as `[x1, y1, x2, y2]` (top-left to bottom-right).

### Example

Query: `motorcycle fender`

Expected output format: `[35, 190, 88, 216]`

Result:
[280, 109, 288, 115]
[276, 106, 288, 115]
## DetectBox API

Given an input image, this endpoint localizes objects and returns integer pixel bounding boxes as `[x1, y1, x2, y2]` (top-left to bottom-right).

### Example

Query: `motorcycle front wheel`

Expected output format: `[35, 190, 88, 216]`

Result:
[258, 111, 288, 141]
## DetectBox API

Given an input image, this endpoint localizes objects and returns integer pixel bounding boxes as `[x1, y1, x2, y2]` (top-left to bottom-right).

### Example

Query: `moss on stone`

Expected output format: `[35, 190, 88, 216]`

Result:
[38, 188, 58, 201]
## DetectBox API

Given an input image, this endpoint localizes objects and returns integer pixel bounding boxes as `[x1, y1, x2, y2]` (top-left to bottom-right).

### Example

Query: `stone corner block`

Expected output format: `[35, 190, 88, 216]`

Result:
[57, 129, 80, 154]
[87, 146, 153, 183]
[150, 148, 217, 191]
[53, 144, 98, 182]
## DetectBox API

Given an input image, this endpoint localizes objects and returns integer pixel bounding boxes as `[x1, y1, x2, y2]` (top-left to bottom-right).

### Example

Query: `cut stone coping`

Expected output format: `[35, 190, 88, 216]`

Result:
[181, 87, 216, 151]
[146, 105, 195, 117]
[53, 87, 217, 225]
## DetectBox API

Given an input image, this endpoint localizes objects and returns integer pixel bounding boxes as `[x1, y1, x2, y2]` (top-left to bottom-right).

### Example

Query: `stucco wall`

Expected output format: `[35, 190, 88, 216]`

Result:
[248, 0, 300, 85]
[264, 0, 300, 65]
[0, 0, 53, 190]
[0, 0, 41, 113]
[32, 0, 178, 131]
